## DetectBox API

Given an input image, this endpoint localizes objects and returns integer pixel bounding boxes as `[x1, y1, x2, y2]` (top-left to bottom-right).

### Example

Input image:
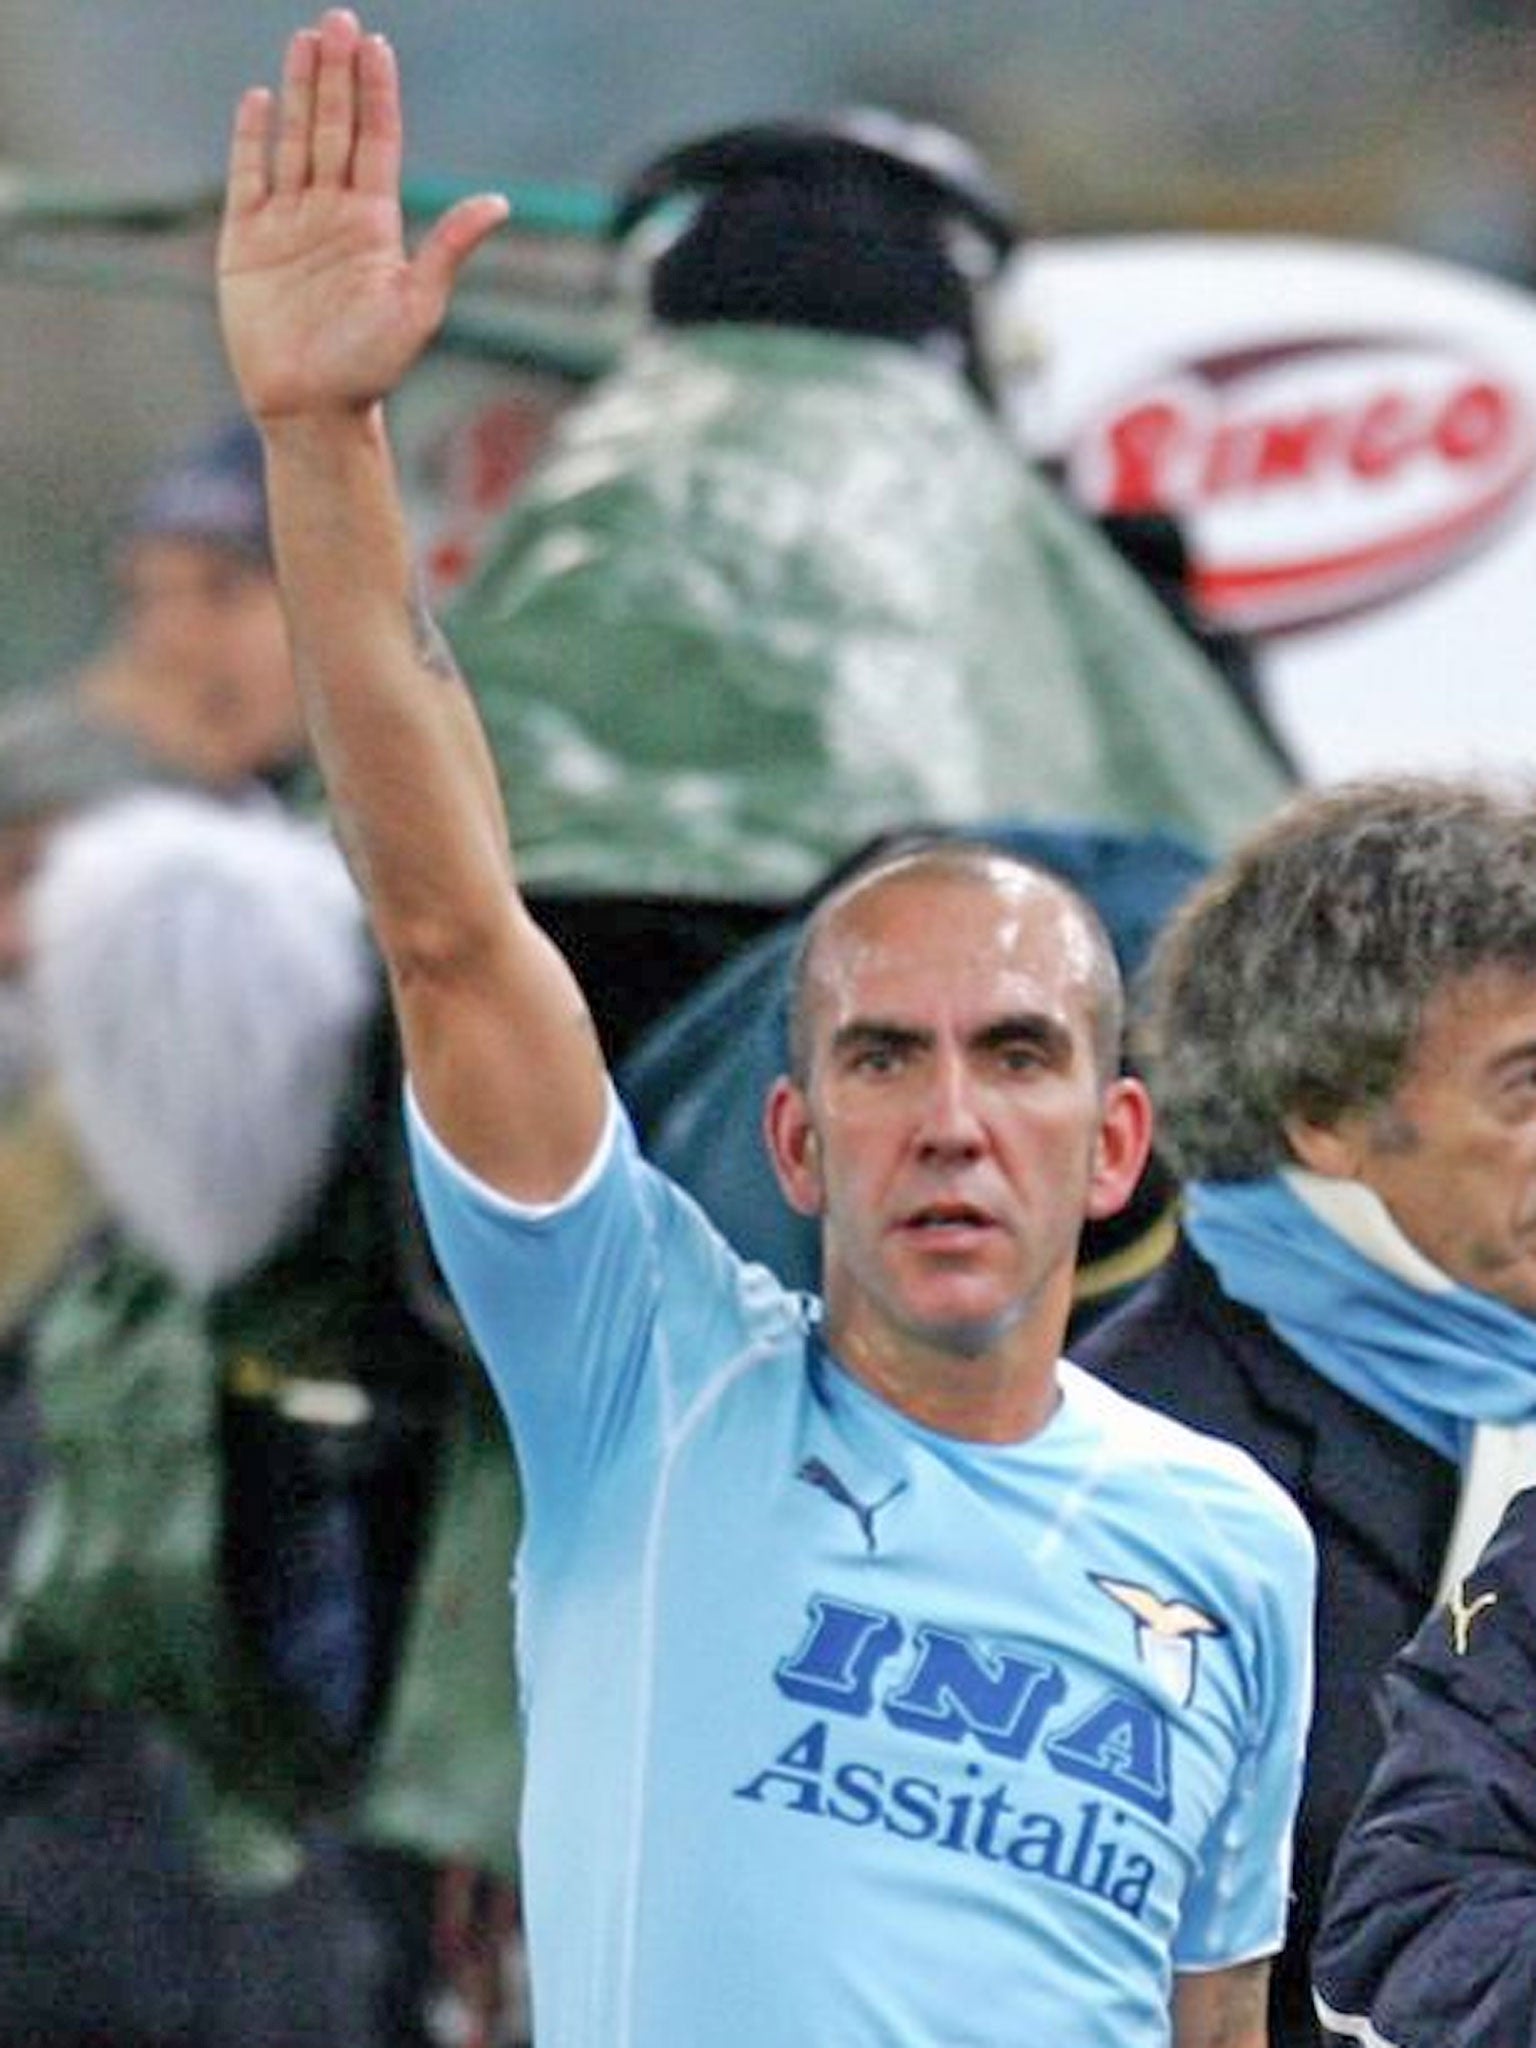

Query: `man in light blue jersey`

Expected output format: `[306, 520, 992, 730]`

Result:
[215, 14, 1315, 2045]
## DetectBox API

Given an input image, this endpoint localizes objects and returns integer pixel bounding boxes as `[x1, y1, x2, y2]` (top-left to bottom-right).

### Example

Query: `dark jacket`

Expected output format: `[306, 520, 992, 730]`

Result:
[1073, 1236, 1459, 2048]
[1313, 1485, 1536, 2048]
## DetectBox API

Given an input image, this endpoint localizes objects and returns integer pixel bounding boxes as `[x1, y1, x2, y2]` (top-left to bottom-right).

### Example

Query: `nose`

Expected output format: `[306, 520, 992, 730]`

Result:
[913, 1047, 987, 1159]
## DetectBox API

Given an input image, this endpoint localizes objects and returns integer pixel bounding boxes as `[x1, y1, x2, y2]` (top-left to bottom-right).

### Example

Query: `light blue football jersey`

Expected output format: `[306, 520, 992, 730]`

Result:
[407, 1089, 1315, 2048]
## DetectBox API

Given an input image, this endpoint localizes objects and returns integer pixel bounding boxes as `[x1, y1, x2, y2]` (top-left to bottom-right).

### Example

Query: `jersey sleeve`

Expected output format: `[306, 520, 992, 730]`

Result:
[404, 1083, 797, 1536]
[1175, 1488, 1317, 1972]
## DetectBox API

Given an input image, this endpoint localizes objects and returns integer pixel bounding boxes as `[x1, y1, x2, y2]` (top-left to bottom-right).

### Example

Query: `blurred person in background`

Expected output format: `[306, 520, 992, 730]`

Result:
[73, 417, 311, 802]
[0, 773, 529, 2047]
[0, 703, 427, 2048]
[0, 458, 528, 2038]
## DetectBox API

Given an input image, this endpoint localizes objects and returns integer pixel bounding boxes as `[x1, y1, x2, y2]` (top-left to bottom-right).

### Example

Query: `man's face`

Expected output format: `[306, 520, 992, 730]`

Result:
[766, 865, 1147, 1376]
[112, 537, 303, 786]
[1349, 967, 1536, 1314]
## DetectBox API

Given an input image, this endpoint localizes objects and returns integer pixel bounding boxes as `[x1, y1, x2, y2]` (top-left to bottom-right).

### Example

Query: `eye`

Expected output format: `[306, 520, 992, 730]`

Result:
[1497, 1059, 1536, 1114]
[997, 1041, 1045, 1071]
[834, 1029, 920, 1078]
[849, 1042, 903, 1075]
[991, 1034, 1058, 1077]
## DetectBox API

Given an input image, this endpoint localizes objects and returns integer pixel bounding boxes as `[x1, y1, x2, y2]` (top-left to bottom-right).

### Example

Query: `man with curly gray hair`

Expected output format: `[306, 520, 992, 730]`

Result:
[1076, 773, 1536, 2048]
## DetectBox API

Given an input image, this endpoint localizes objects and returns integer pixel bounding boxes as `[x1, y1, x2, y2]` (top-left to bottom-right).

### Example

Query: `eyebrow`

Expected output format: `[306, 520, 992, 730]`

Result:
[827, 1012, 1076, 1063]
[975, 1014, 1076, 1064]
[828, 1020, 926, 1062]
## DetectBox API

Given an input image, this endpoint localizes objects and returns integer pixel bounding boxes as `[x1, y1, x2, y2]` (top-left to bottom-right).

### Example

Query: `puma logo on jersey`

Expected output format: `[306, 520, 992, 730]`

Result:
[1092, 1576, 1227, 1707]
[1447, 1580, 1499, 1656]
[797, 1459, 907, 1555]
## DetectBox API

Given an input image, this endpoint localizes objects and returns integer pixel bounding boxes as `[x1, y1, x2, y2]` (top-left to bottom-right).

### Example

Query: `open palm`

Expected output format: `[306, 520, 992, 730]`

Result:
[218, 9, 507, 422]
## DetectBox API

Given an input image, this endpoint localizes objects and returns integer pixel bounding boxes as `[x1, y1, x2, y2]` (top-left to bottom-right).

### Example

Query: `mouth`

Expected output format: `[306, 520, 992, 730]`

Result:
[899, 1201, 997, 1238]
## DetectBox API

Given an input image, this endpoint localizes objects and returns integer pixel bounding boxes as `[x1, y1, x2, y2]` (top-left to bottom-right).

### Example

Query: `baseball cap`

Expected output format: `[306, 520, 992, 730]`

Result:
[124, 418, 270, 564]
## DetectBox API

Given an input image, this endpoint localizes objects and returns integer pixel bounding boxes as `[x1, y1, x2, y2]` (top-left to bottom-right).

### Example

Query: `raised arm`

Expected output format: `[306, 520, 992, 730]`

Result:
[217, 7, 608, 1199]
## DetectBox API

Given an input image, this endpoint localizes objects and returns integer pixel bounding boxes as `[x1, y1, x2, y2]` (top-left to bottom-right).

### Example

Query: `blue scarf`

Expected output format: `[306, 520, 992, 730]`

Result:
[1184, 1173, 1536, 1465]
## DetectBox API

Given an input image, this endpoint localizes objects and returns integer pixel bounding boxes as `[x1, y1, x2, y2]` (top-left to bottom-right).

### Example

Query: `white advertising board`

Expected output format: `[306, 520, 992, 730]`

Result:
[994, 235, 1536, 783]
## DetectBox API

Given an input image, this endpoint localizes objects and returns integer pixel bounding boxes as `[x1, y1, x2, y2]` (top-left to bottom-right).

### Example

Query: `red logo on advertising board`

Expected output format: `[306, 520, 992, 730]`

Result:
[1067, 339, 1536, 633]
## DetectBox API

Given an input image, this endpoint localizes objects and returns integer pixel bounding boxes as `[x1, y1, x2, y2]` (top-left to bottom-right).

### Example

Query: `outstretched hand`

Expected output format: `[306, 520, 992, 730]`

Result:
[218, 8, 509, 424]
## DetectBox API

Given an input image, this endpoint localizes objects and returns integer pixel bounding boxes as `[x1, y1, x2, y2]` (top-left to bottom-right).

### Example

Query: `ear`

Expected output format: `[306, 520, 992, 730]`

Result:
[764, 1075, 824, 1218]
[1084, 1075, 1155, 1222]
[1281, 1111, 1364, 1180]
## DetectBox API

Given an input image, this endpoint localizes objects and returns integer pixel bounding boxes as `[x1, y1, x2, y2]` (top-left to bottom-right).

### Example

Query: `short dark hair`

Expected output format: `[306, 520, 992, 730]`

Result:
[787, 831, 1125, 1086]
[1138, 775, 1536, 1180]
